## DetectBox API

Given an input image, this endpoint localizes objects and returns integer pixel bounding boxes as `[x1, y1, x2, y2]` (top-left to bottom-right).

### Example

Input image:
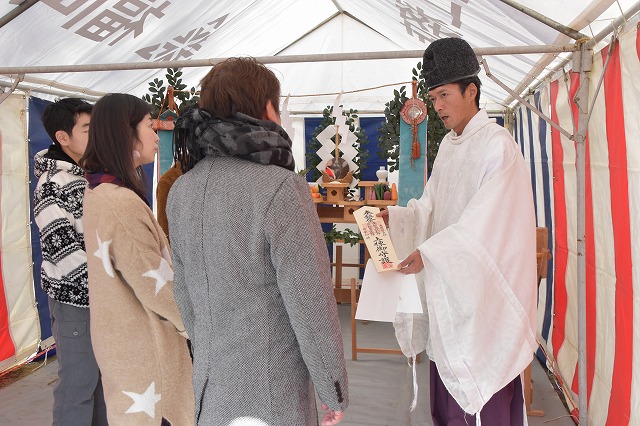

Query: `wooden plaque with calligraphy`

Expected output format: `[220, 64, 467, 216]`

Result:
[353, 206, 400, 272]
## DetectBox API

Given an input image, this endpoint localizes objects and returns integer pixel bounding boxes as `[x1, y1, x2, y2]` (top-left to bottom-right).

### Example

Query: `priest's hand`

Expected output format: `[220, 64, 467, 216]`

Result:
[398, 250, 424, 275]
[376, 209, 389, 227]
[320, 404, 344, 425]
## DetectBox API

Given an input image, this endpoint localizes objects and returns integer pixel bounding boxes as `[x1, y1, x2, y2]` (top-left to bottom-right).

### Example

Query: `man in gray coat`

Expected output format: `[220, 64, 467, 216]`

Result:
[167, 57, 348, 426]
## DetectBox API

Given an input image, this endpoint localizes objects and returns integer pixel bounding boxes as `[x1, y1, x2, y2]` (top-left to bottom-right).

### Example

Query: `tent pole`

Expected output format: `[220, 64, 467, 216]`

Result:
[480, 59, 574, 140]
[0, 79, 100, 102]
[497, 0, 588, 40]
[0, 0, 40, 29]
[0, 44, 578, 75]
[588, 0, 640, 48]
[509, 1, 640, 108]
[573, 40, 591, 426]
[0, 74, 24, 105]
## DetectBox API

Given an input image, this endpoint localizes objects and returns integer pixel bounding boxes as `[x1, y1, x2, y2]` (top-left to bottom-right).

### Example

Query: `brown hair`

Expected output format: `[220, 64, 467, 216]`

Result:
[199, 57, 280, 119]
[80, 93, 152, 203]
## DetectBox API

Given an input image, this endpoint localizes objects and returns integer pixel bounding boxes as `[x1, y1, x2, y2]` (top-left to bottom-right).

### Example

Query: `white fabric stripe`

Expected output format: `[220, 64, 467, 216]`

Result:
[517, 96, 546, 347]
[553, 73, 579, 391]
[619, 28, 640, 426]
[585, 46, 615, 426]
[536, 84, 556, 356]
[529, 96, 545, 230]
[0, 94, 40, 369]
[519, 96, 540, 226]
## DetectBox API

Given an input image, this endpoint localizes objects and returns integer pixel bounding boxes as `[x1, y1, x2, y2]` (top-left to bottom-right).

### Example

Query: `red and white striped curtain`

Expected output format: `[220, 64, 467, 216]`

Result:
[0, 94, 41, 372]
[516, 23, 640, 425]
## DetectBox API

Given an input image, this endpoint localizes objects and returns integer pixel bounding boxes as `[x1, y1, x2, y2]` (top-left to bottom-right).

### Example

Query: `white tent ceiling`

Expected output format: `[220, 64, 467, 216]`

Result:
[0, 0, 638, 113]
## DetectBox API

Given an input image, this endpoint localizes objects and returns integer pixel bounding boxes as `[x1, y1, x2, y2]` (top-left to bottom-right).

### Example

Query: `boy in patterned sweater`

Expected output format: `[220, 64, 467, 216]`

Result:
[33, 98, 108, 426]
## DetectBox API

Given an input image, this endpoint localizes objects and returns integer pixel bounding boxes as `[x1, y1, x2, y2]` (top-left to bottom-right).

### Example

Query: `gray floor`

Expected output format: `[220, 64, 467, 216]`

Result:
[0, 304, 575, 426]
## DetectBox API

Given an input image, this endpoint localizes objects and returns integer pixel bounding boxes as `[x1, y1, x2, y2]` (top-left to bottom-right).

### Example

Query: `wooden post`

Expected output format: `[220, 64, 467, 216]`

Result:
[350, 278, 358, 360]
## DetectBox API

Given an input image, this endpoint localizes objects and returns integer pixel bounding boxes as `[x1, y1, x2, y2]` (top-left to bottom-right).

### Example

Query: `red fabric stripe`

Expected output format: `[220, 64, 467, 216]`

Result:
[0, 130, 17, 362]
[604, 40, 633, 426]
[0, 254, 14, 362]
[566, 73, 596, 404]
[549, 81, 569, 362]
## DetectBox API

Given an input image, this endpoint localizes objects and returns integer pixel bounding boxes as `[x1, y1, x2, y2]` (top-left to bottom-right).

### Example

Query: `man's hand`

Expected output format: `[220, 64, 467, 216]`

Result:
[321, 403, 344, 425]
[398, 250, 424, 275]
[376, 209, 389, 227]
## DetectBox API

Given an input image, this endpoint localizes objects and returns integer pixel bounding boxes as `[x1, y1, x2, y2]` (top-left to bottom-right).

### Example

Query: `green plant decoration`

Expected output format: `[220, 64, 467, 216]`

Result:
[142, 68, 200, 118]
[323, 226, 363, 246]
[306, 106, 370, 183]
[377, 61, 448, 174]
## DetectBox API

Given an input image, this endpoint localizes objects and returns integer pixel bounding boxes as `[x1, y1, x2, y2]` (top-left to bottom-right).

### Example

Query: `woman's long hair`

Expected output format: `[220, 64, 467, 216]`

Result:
[81, 93, 152, 202]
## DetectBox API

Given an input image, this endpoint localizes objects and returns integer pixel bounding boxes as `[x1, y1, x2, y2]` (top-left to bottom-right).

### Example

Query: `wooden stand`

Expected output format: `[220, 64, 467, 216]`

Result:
[314, 181, 396, 223]
[331, 240, 368, 303]
[524, 227, 551, 417]
[315, 181, 415, 360]
[349, 278, 420, 362]
[315, 181, 396, 298]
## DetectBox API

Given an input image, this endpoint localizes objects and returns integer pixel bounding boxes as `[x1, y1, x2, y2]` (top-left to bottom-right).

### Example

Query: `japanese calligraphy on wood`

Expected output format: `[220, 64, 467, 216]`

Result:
[353, 206, 400, 272]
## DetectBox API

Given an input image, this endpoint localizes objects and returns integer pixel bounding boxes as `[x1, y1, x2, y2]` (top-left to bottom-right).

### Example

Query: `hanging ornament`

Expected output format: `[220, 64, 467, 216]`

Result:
[400, 80, 427, 168]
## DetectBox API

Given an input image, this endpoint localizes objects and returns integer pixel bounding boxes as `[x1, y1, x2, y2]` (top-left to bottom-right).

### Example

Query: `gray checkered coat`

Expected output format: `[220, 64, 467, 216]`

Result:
[167, 156, 348, 425]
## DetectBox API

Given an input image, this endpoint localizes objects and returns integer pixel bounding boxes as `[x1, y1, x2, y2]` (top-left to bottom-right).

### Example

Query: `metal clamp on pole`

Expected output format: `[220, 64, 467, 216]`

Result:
[0, 73, 24, 105]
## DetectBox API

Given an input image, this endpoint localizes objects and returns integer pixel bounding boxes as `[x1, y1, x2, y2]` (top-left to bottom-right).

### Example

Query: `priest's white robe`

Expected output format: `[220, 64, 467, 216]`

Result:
[388, 110, 538, 416]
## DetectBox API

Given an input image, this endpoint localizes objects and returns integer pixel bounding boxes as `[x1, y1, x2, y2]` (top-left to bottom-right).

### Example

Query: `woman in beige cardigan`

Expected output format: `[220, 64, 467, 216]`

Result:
[81, 93, 194, 426]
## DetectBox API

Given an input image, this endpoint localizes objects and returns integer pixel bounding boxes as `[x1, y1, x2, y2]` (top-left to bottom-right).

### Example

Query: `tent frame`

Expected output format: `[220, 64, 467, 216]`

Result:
[2, 2, 640, 423]
[0, 41, 607, 426]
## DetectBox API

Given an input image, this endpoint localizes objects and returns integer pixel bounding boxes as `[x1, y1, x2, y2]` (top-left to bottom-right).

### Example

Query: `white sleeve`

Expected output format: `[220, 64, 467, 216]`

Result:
[476, 131, 519, 188]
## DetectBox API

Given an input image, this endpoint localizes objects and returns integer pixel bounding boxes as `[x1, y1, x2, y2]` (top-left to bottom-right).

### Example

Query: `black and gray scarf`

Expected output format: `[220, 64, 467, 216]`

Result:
[173, 107, 295, 173]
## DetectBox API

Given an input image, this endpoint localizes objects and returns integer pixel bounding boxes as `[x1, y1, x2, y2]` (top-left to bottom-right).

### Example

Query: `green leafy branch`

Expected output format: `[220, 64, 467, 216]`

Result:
[324, 226, 363, 246]
[377, 61, 447, 174]
[142, 68, 200, 118]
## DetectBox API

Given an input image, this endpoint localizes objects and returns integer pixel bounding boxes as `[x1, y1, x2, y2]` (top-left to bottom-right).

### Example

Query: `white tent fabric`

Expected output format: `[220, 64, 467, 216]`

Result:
[0, 94, 40, 372]
[1, 1, 640, 425]
[0, 0, 636, 111]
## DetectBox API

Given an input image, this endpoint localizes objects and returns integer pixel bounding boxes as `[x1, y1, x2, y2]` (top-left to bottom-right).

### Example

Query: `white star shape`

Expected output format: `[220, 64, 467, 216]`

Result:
[93, 231, 114, 278]
[123, 381, 161, 419]
[142, 257, 173, 295]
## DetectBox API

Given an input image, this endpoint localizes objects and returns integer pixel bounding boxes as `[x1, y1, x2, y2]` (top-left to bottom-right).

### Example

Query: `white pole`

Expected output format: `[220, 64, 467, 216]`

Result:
[497, 0, 588, 40]
[0, 45, 578, 75]
[573, 41, 591, 426]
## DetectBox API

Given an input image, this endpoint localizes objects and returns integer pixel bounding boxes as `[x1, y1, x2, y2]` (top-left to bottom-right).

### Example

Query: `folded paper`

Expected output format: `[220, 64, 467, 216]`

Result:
[355, 260, 422, 322]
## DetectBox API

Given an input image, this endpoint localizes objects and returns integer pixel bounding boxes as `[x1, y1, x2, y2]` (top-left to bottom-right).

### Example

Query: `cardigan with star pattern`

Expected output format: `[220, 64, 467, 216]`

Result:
[83, 182, 194, 426]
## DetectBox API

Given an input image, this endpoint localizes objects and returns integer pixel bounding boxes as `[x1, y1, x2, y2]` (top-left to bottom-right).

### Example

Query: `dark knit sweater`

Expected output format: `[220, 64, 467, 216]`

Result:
[33, 146, 88, 307]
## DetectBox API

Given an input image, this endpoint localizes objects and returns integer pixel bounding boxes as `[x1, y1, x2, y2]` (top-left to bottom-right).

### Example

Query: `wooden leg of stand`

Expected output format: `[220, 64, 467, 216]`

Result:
[524, 363, 532, 407]
[350, 278, 357, 361]
[335, 245, 343, 289]
[525, 359, 544, 416]
[350, 275, 410, 361]
[361, 245, 369, 324]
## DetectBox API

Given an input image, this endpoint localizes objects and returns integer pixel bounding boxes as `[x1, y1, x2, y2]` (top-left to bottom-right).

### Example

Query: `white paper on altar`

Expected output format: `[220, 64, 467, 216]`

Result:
[355, 260, 422, 322]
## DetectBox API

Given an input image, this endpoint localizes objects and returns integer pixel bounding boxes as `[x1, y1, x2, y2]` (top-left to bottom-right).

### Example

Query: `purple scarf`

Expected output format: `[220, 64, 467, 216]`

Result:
[85, 171, 125, 189]
[85, 171, 150, 207]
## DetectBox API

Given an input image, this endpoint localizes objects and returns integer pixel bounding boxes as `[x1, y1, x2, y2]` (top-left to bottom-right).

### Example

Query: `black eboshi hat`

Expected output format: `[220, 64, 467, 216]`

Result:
[422, 37, 480, 90]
